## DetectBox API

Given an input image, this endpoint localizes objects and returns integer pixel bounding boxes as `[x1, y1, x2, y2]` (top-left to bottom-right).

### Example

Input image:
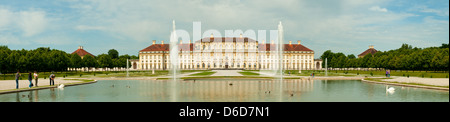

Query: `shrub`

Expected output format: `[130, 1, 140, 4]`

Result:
[357, 72, 359, 75]
[80, 74, 83, 77]
[370, 72, 373, 76]
[407, 74, 410, 78]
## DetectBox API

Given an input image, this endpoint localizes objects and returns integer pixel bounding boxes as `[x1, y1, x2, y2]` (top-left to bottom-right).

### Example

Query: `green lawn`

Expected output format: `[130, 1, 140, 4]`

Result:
[238, 71, 260, 76]
[189, 71, 216, 76]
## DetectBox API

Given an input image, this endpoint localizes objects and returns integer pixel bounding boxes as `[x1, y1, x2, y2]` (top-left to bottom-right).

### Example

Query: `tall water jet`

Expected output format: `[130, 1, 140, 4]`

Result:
[169, 20, 180, 102]
[278, 21, 284, 81]
[277, 21, 284, 102]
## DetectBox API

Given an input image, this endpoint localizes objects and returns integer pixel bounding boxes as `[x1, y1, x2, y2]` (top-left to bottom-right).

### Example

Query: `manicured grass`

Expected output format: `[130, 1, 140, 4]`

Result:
[189, 71, 216, 76]
[238, 71, 260, 76]
[180, 76, 274, 80]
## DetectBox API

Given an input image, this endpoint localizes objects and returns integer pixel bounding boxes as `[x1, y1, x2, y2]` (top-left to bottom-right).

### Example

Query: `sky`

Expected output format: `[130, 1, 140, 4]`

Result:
[0, 0, 448, 58]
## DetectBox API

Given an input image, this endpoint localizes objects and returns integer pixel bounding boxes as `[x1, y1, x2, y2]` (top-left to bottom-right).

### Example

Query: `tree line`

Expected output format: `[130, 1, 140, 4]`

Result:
[0, 46, 138, 74]
[320, 43, 449, 71]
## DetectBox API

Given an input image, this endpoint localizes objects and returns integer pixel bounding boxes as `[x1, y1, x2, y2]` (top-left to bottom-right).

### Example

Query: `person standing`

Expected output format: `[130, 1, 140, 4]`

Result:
[386, 70, 391, 78]
[28, 72, 33, 88]
[33, 71, 39, 87]
[15, 71, 21, 89]
[49, 72, 55, 86]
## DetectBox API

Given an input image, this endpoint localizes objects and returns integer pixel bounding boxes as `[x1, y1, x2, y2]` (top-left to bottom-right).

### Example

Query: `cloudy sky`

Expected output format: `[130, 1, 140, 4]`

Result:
[0, 0, 448, 57]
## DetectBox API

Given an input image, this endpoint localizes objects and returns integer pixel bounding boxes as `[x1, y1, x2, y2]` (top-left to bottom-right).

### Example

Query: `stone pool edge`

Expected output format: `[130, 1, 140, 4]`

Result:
[0, 80, 97, 95]
[361, 78, 449, 91]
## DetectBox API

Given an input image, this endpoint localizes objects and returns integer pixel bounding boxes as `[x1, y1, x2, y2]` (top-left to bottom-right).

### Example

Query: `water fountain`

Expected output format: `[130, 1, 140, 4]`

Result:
[277, 21, 284, 102]
[169, 20, 180, 102]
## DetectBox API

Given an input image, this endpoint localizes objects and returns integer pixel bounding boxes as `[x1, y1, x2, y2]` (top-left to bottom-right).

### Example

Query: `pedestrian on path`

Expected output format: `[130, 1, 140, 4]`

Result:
[386, 69, 391, 78]
[15, 70, 21, 89]
[49, 72, 55, 86]
[28, 72, 33, 88]
[33, 71, 39, 87]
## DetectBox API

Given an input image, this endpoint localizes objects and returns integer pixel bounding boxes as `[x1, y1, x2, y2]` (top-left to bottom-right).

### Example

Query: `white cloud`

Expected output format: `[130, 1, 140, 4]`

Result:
[75, 25, 106, 31]
[0, 7, 49, 37]
[418, 6, 449, 16]
[369, 6, 388, 12]
[19, 10, 48, 37]
[0, 8, 12, 30]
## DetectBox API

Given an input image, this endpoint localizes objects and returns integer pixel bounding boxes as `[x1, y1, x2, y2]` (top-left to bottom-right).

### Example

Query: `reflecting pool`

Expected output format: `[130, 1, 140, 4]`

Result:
[0, 79, 448, 102]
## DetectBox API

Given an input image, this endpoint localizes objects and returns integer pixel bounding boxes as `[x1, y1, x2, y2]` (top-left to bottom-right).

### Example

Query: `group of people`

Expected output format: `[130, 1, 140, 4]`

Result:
[14, 70, 55, 89]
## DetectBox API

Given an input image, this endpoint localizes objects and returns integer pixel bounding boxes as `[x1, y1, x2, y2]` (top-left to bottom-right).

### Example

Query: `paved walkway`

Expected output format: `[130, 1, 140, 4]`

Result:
[0, 77, 82, 91]
[382, 76, 449, 86]
[210, 70, 243, 76]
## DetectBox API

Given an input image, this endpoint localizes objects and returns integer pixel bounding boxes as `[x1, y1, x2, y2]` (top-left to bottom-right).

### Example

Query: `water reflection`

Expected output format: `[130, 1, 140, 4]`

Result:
[0, 79, 448, 102]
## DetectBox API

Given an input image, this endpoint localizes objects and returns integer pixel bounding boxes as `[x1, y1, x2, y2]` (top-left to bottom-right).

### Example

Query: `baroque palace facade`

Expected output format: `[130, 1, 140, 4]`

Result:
[131, 35, 322, 70]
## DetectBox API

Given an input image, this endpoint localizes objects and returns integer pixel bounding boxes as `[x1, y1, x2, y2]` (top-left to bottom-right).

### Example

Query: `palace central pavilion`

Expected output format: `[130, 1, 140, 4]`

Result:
[130, 35, 322, 70]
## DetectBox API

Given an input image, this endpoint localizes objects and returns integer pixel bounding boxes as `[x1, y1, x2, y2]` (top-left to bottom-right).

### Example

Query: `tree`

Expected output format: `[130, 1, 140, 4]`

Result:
[347, 54, 356, 59]
[48, 50, 69, 72]
[70, 53, 82, 69]
[0, 50, 8, 73]
[82, 55, 97, 72]
[97, 54, 113, 70]
[108, 49, 119, 59]
[439, 43, 449, 49]
[320, 50, 335, 68]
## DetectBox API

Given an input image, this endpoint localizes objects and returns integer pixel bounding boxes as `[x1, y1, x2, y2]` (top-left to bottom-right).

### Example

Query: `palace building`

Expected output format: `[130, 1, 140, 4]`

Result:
[132, 36, 322, 70]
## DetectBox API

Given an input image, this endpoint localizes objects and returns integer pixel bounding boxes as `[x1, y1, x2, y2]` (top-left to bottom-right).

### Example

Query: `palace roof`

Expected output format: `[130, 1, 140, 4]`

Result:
[139, 37, 313, 52]
[358, 48, 378, 57]
[72, 48, 95, 57]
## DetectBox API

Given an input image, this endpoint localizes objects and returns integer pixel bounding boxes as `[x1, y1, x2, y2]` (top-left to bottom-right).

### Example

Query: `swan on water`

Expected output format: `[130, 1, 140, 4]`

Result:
[386, 85, 395, 93]
[58, 84, 65, 89]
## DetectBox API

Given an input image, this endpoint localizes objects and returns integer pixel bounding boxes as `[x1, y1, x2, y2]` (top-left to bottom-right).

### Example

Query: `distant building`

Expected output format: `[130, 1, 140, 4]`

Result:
[72, 46, 95, 59]
[358, 45, 378, 58]
[135, 36, 323, 70]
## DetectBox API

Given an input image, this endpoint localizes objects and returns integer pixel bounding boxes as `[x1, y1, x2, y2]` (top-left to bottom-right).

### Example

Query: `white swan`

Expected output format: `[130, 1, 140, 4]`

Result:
[386, 85, 395, 94]
[58, 84, 65, 89]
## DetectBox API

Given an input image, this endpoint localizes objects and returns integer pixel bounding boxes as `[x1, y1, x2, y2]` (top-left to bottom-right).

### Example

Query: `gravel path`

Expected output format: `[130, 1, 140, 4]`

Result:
[210, 70, 243, 76]
[0, 77, 81, 91]
[382, 76, 449, 86]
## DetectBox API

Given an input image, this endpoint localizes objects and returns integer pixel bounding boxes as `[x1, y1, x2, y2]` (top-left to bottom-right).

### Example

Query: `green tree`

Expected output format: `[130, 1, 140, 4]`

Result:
[0, 50, 8, 73]
[320, 50, 335, 68]
[82, 55, 97, 72]
[347, 54, 356, 59]
[97, 54, 112, 70]
[70, 53, 82, 69]
[7, 51, 20, 73]
[108, 49, 119, 59]
[48, 50, 69, 72]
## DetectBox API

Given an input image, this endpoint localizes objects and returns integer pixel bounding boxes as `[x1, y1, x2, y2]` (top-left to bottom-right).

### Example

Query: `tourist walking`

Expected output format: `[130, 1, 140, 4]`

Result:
[386, 70, 390, 78]
[28, 72, 33, 88]
[34, 71, 39, 87]
[15, 70, 21, 89]
[387, 70, 391, 78]
[49, 72, 55, 86]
